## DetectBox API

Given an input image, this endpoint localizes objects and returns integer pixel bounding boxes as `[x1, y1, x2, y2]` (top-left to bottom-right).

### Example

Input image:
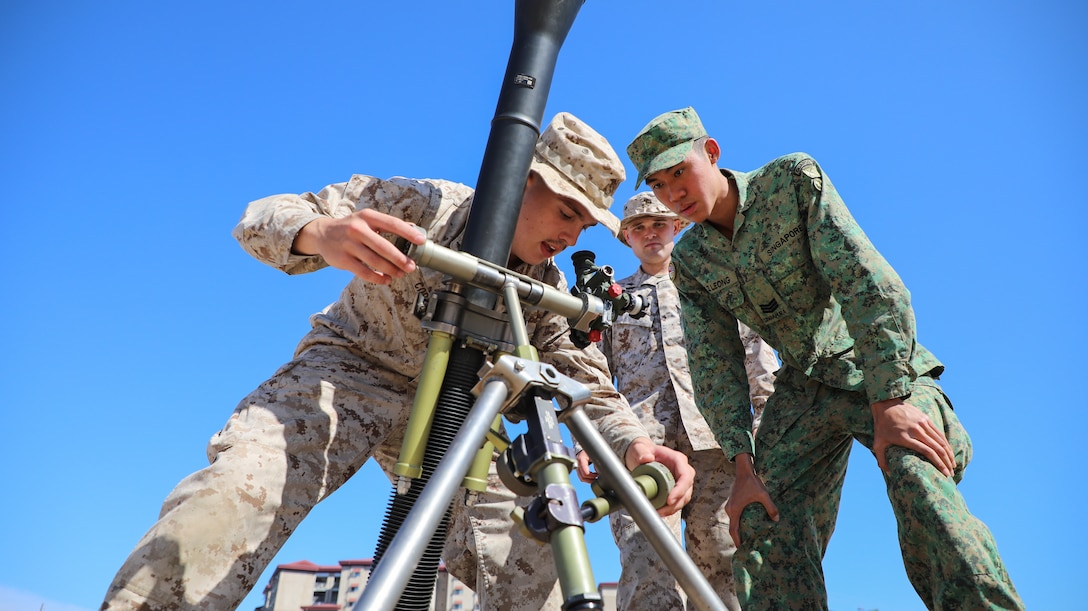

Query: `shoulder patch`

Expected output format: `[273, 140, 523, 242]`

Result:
[792, 157, 815, 175]
[793, 158, 822, 191]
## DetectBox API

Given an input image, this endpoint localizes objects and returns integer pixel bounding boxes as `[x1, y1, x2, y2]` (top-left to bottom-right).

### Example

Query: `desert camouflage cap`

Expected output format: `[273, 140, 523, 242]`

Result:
[617, 191, 689, 247]
[626, 106, 707, 188]
[530, 112, 624, 235]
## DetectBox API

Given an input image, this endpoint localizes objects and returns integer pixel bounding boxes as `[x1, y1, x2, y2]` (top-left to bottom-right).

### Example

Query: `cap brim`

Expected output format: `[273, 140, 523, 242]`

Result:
[635, 140, 696, 188]
[617, 214, 690, 246]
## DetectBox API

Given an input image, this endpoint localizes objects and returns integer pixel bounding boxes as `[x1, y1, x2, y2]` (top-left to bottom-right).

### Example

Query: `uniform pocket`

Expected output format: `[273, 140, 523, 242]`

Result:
[615, 312, 654, 328]
[759, 232, 819, 314]
[610, 314, 658, 374]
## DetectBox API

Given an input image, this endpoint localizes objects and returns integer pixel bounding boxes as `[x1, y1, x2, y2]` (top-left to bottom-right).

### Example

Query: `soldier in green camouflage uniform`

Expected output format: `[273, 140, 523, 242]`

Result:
[576, 192, 778, 611]
[624, 107, 1023, 611]
[100, 113, 698, 611]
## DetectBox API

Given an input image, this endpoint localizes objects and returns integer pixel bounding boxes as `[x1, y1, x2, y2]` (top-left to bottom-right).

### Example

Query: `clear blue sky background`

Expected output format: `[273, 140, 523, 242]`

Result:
[2, 1, 1085, 610]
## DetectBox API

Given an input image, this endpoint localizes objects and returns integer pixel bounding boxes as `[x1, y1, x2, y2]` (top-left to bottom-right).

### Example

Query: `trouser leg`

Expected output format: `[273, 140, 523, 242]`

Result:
[731, 372, 850, 611]
[99, 438, 297, 611]
[733, 370, 1024, 611]
[861, 378, 1023, 610]
[365, 387, 564, 610]
[683, 449, 739, 611]
[610, 444, 739, 611]
[101, 349, 405, 610]
[610, 507, 685, 611]
[442, 459, 563, 610]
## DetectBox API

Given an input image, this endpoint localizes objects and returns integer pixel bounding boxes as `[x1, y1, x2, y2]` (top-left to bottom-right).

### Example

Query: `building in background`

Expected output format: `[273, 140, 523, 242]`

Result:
[598, 581, 617, 609]
[255, 558, 618, 611]
[254, 558, 477, 611]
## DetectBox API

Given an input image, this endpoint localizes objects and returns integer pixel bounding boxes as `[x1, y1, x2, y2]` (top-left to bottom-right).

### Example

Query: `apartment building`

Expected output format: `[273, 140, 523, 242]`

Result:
[254, 558, 478, 611]
[255, 558, 618, 611]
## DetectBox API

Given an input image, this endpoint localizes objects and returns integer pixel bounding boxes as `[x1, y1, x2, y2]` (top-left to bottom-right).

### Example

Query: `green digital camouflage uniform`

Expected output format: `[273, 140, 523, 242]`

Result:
[667, 153, 1024, 610]
[100, 168, 653, 607]
[600, 266, 777, 611]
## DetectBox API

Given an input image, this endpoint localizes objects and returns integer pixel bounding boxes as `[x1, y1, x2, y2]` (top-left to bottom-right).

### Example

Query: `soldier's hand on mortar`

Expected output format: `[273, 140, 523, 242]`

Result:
[625, 438, 694, 516]
[292, 209, 426, 284]
[871, 398, 955, 477]
[574, 450, 597, 484]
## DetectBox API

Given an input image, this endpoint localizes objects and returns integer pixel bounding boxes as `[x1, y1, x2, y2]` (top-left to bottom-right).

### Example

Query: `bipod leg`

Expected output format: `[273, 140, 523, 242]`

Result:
[508, 391, 603, 610]
[563, 407, 728, 611]
[353, 377, 510, 611]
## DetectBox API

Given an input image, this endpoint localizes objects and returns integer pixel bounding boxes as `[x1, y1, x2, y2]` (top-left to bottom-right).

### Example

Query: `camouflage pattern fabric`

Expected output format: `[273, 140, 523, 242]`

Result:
[739, 319, 777, 432]
[738, 368, 1020, 610]
[672, 154, 944, 461]
[601, 269, 777, 451]
[609, 447, 736, 611]
[670, 154, 1023, 610]
[599, 269, 777, 611]
[101, 174, 647, 610]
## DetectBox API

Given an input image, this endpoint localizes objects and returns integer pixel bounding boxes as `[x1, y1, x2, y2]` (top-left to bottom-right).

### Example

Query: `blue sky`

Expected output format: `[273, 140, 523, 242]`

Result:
[2, 1, 1085, 610]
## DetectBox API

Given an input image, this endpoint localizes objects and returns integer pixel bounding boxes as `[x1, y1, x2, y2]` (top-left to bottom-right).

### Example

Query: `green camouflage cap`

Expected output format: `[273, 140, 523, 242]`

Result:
[626, 106, 707, 187]
[617, 191, 689, 247]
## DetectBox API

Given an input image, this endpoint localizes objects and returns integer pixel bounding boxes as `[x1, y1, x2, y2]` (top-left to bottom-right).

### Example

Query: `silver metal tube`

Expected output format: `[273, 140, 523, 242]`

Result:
[563, 408, 727, 611]
[353, 379, 511, 611]
[407, 238, 606, 329]
[502, 280, 530, 349]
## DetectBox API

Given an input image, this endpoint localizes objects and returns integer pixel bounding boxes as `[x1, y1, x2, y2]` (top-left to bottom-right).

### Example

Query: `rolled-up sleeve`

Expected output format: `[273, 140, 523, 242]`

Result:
[530, 267, 649, 459]
[232, 180, 365, 274]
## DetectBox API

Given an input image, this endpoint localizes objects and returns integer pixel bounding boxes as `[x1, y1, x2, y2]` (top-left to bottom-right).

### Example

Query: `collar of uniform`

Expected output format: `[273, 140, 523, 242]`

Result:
[631, 266, 669, 287]
[681, 220, 734, 256]
[725, 167, 752, 215]
[720, 166, 752, 236]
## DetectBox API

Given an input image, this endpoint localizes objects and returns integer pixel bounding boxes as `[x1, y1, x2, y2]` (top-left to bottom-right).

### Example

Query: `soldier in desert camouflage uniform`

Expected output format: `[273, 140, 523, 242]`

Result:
[576, 192, 778, 611]
[100, 113, 698, 611]
[625, 107, 1024, 611]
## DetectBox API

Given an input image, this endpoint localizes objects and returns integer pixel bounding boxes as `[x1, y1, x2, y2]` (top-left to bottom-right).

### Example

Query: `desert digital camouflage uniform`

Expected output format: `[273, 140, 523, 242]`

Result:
[600, 265, 777, 611]
[665, 151, 1024, 610]
[100, 167, 653, 607]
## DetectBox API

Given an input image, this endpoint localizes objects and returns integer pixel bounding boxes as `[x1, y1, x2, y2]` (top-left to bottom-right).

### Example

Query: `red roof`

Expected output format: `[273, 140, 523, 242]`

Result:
[276, 559, 342, 573]
[338, 558, 375, 566]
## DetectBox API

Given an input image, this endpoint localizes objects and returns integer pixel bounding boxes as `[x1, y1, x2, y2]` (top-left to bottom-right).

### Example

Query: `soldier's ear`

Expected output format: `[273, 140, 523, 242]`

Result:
[704, 138, 721, 164]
